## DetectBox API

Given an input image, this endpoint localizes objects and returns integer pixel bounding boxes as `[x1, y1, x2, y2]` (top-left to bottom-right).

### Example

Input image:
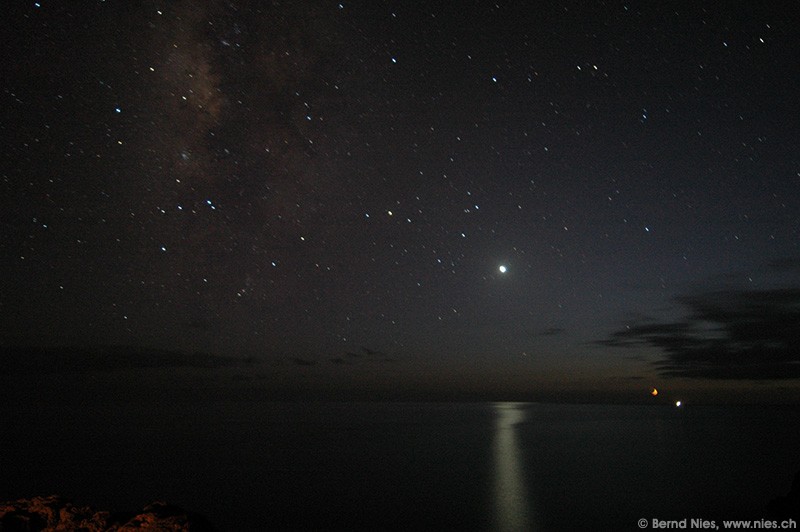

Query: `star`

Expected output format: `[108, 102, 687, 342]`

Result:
[498, 265, 507, 274]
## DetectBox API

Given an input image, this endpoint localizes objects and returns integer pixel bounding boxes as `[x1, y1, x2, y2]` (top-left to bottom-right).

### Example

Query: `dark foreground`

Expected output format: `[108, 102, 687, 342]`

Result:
[3, 402, 800, 530]
[0, 496, 216, 531]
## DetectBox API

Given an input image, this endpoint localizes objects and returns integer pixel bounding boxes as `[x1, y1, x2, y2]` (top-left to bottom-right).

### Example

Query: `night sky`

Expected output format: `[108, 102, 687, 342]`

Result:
[2, 1, 800, 403]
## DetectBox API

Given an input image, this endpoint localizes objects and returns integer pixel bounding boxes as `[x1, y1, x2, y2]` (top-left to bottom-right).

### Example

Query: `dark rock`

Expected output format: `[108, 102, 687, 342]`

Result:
[0, 495, 216, 531]
[765, 470, 800, 520]
[119, 500, 216, 531]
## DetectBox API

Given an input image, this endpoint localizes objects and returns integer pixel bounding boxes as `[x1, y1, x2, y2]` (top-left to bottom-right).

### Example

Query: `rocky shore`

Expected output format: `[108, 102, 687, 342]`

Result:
[0, 495, 216, 531]
[766, 470, 800, 520]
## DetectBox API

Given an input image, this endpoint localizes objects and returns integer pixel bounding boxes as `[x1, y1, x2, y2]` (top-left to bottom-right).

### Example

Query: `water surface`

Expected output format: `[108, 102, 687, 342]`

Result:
[2, 401, 798, 530]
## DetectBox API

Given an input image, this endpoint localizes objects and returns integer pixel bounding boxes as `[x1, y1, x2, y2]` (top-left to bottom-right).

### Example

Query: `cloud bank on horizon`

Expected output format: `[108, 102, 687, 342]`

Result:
[601, 284, 800, 380]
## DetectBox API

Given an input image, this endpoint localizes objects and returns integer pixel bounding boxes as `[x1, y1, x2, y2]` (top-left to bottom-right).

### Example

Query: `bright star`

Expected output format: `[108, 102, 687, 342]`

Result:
[498, 265, 507, 273]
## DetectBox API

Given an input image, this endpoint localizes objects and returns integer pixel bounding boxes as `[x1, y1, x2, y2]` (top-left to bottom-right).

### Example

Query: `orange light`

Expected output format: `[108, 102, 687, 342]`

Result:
[650, 387, 658, 396]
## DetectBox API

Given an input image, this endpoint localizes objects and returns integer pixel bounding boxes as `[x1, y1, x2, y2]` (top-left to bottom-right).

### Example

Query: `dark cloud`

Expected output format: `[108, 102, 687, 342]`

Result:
[318, 348, 396, 367]
[336, 347, 392, 360]
[0, 345, 254, 374]
[332, 347, 394, 365]
[282, 347, 392, 369]
[601, 288, 800, 380]
[537, 327, 565, 337]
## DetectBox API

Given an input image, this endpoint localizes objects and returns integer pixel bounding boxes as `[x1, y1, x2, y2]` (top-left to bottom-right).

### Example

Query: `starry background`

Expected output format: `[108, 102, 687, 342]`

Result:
[2, 0, 799, 403]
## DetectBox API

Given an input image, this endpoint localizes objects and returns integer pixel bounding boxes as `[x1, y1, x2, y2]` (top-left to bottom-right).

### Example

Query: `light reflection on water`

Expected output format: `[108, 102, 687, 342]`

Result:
[493, 402, 534, 531]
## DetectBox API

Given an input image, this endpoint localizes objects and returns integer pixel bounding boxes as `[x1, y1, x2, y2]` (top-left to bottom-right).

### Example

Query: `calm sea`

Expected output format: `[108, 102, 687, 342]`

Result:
[2, 401, 799, 530]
